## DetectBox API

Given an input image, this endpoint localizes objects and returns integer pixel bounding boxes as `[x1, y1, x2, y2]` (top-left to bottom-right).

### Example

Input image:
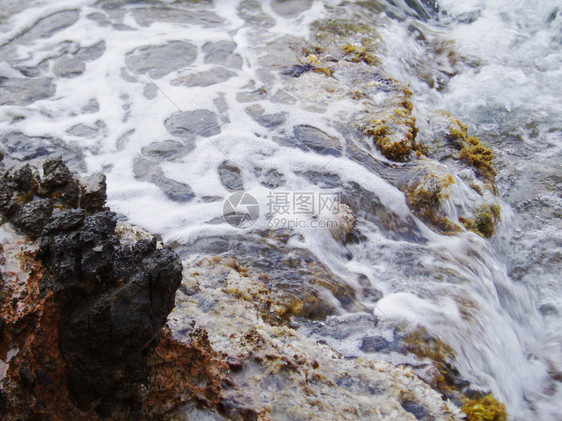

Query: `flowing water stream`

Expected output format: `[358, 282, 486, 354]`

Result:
[0, 0, 560, 419]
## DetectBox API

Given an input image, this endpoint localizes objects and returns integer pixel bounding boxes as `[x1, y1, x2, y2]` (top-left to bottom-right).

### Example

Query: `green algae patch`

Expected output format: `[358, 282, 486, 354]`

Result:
[403, 169, 461, 233]
[459, 204, 501, 239]
[448, 121, 496, 183]
[462, 395, 508, 421]
[362, 92, 418, 161]
[342, 43, 380, 66]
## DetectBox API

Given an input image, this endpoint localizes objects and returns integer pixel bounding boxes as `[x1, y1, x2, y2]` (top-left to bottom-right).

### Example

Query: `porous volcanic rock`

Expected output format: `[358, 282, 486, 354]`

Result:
[0, 157, 183, 419]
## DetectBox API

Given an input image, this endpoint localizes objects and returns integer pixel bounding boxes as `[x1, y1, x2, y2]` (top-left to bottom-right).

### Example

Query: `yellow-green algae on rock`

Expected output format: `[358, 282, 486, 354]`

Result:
[402, 165, 460, 233]
[362, 92, 418, 162]
[448, 120, 496, 183]
[459, 203, 501, 239]
[462, 394, 508, 421]
[307, 11, 418, 161]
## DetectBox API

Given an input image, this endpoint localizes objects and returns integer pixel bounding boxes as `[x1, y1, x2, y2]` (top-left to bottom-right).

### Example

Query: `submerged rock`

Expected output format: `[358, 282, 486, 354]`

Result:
[172, 67, 237, 87]
[0, 77, 56, 105]
[0, 132, 84, 170]
[183, 230, 363, 320]
[217, 160, 244, 192]
[202, 41, 243, 69]
[133, 157, 195, 202]
[141, 139, 195, 162]
[75, 40, 106, 61]
[245, 104, 287, 128]
[164, 109, 221, 138]
[125, 41, 197, 79]
[271, 0, 313, 17]
[53, 56, 86, 78]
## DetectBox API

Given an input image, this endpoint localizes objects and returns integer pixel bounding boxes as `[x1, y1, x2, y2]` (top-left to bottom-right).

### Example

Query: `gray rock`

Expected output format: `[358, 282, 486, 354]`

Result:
[81, 98, 99, 114]
[86, 12, 111, 27]
[202, 41, 243, 69]
[143, 83, 157, 99]
[0, 132, 84, 170]
[237, 0, 276, 28]
[125, 41, 197, 78]
[360, 336, 397, 353]
[0, 77, 56, 105]
[218, 161, 244, 191]
[42, 156, 73, 193]
[67, 122, 103, 138]
[171, 67, 236, 87]
[270, 89, 297, 104]
[259, 168, 286, 188]
[131, 7, 224, 28]
[17, 10, 80, 44]
[133, 157, 194, 202]
[12, 164, 38, 192]
[271, 0, 313, 17]
[141, 139, 195, 162]
[401, 401, 431, 420]
[13, 199, 53, 237]
[116, 129, 135, 151]
[75, 40, 106, 61]
[236, 89, 267, 103]
[539, 303, 558, 316]
[245, 104, 287, 128]
[296, 170, 342, 189]
[164, 109, 221, 138]
[293, 125, 342, 156]
[213, 93, 229, 114]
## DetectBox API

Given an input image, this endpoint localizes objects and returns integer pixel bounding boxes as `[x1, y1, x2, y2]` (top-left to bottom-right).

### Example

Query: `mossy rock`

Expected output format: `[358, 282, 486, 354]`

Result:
[403, 169, 459, 233]
[448, 120, 496, 183]
[363, 97, 418, 161]
[460, 204, 501, 238]
[462, 394, 508, 421]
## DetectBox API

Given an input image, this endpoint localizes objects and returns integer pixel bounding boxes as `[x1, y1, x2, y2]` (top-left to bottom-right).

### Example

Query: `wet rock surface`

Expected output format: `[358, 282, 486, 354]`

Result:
[172, 67, 237, 87]
[141, 139, 195, 162]
[245, 104, 287, 128]
[125, 41, 197, 79]
[75, 40, 106, 61]
[130, 6, 224, 28]
[164, 109, 221, 138]
[0, 0, 550, 418]
[13, 9, 80, 44]
[292, 124, 342, 156]
[217, 160, 244, 192]
[53, 56, 86, 78]
[0, 158, 184, 419]
[133, 157, 195, 202]
[0, 132, 84, 170]
[0, 77, 56, 105]
[202, 41, 243, 69]
[271, 0, 313, 17]
[180, 230, 363, 320]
